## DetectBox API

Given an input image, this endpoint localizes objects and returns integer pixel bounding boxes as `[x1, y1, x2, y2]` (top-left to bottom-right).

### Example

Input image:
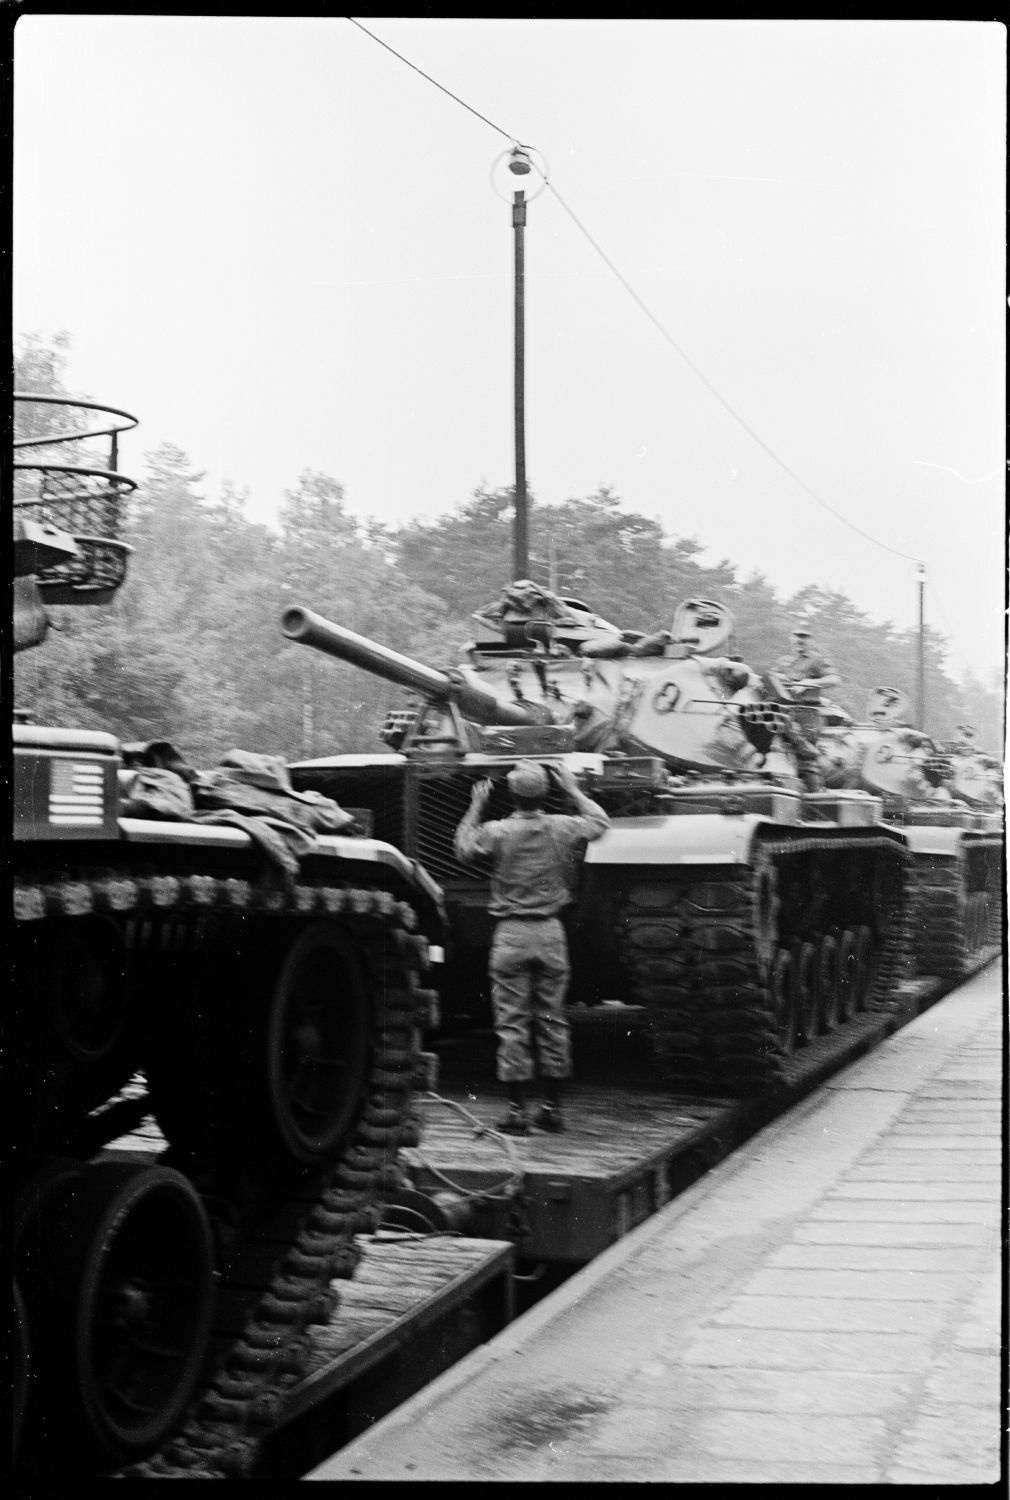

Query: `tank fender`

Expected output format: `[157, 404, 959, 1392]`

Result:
[584, 813, 767, 867]
[118, 818, 446, 919]
[901, 825, 968, 858]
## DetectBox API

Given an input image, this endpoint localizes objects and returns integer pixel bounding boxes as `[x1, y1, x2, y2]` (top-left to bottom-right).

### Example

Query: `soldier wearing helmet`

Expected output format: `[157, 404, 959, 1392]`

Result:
[454, 761, 609, 1135]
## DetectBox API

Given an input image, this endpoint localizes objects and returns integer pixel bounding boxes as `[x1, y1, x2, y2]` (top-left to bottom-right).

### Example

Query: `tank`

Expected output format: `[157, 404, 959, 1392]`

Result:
[283, 584, 914, 1097]
[11, 393, 446, 1479]
[816, 687, 1004, 978]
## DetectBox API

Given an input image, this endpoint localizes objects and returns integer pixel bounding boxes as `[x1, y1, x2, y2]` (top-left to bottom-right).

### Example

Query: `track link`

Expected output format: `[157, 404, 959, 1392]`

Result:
[14, 865, 437, 1479]
[615, 833, 913, 1097]
[907, 838, 1003, 980]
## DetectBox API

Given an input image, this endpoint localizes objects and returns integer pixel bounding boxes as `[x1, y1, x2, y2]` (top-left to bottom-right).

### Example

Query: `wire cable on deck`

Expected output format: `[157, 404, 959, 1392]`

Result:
[375, 1204, 459, 1238]
[412, 1090, 526, 1202]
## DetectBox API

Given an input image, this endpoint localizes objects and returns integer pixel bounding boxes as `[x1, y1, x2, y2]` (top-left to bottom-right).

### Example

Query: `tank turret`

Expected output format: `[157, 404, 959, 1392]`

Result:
[817, 687, 1003, 816]
[285, 593, 799, 780]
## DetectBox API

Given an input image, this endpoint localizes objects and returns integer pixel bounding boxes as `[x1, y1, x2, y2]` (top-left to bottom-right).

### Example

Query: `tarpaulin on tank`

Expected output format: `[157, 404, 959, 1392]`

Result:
[120, 745, 358, 889]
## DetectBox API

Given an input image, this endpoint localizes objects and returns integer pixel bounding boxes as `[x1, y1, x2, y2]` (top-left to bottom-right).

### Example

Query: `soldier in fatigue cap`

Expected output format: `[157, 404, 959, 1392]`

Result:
[454, 760, 610, 1135]
[772, 625, 841, 791]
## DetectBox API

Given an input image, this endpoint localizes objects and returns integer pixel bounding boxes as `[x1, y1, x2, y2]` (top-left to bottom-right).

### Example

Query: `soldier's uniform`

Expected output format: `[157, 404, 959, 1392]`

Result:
[774, 633, 839, 792]
[454, 763, 609, 1132]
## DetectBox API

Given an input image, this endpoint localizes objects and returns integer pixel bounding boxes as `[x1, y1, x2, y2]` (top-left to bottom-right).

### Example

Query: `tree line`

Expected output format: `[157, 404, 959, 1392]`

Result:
[14, 335, 1003, 765]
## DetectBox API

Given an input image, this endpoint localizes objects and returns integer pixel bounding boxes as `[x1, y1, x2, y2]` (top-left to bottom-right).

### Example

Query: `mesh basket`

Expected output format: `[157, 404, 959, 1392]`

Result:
[14, 463, 133, 603]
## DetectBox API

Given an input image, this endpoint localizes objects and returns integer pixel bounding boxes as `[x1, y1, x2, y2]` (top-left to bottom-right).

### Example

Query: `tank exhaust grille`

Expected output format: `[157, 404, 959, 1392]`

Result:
[416, 773, 487, 885]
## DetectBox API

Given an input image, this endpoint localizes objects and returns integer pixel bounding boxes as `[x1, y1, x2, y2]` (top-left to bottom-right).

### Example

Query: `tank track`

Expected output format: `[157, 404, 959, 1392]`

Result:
[14, 864, 438, 1480]
[907, 840, 1004, 979]
[615, 833, 913, 1098]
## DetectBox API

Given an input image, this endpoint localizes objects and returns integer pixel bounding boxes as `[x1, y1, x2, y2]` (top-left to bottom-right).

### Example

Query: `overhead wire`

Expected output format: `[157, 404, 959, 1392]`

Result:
[345, 17, 518, 145]
[345, 23, 934, 574]
[540, 175, 924, 567]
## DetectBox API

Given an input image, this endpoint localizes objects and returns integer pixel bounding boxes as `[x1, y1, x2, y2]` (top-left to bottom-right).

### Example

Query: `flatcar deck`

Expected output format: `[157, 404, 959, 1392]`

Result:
[258, 1232, 514, 1478]
[400, 960, 996, 1263]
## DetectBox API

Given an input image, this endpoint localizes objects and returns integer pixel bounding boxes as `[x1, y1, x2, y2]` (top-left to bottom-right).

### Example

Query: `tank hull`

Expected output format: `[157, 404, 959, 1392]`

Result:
[13, 788, 442, 1479]
[816, 721, 1004, 980]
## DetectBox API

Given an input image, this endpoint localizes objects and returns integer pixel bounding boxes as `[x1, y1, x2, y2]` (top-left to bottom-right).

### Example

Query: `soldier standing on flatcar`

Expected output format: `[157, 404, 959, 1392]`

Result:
[454, 761, 610, 1135]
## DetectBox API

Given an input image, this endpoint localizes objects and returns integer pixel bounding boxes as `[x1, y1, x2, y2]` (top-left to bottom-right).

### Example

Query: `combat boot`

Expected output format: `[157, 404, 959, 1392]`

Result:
[495, 1103, 529, 1136]
[533, 1102, 564, 1133]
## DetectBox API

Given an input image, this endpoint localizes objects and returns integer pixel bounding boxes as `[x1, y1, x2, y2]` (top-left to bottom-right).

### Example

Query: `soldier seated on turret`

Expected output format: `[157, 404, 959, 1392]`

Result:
[763, 624, 840, 791]
[774, 625, 840, 726]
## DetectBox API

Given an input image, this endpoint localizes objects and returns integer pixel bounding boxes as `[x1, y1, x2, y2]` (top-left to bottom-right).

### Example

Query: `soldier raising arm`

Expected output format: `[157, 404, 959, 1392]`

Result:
[454, 761, 609, 1135]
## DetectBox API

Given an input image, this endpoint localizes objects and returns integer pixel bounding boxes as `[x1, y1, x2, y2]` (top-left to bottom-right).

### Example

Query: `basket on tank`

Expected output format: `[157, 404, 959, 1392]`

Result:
[14, 393, 137, 603]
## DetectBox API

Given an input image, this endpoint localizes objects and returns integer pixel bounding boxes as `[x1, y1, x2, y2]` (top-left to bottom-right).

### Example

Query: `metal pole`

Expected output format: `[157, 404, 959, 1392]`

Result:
[512, 188, 529, 580]
[917, 564, 926, 732]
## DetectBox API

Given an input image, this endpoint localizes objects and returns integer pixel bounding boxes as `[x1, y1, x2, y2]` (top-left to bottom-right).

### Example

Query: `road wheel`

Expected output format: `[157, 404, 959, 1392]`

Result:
[965, 892, 988, 956]
[14, 916, 136, 1132]
[836, 928, 858, 1021]
[871, 852, 905, 939]
[752, 861, 780, 977]
[263, 923, 373, 1164]
[815, 932, 841, 1034]
[147, 919, 374, 1169]
[769, 946, 797, 1055]
[791, 939, 818, 1046]
[17, 1161, 216, 1466]
[851, 926, 877, 1012]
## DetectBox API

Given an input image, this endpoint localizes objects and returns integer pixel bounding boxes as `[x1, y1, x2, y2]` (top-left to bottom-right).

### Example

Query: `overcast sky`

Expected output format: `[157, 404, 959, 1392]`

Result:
[13, 17, 1007, 684]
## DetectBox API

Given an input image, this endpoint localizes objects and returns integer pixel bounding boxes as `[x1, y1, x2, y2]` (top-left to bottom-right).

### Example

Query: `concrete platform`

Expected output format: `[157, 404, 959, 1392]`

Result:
[307, 959, 1003, 1484]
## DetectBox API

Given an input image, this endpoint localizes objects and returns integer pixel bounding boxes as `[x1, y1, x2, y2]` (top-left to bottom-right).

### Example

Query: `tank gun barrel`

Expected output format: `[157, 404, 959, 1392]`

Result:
[281, 605, 534, 726]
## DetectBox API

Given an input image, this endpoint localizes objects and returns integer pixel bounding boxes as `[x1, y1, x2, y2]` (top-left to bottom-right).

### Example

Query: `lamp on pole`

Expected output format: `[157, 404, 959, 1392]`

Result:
[509, 147, 530, 581]
[492, 144, 547, 583]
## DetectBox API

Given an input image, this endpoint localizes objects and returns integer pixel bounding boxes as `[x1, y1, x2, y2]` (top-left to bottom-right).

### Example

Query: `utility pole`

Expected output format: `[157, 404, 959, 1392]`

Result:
[916, 563, 927, 732]
[510, 152, 530, 580]
[494, 143, 546, 581]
